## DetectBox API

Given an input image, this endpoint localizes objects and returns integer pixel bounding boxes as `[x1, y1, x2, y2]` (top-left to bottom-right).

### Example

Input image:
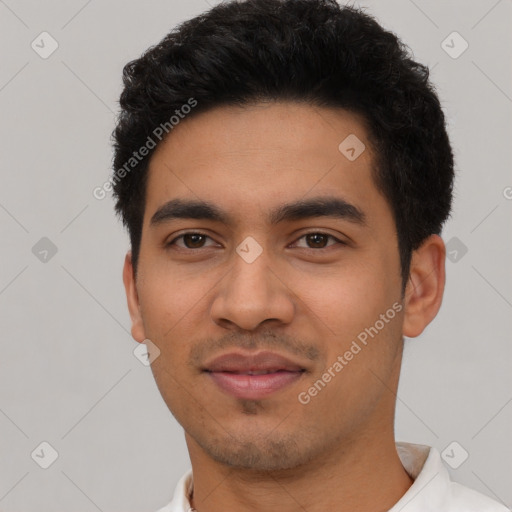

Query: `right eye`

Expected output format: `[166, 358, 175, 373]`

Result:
[166, 232, 219, 250]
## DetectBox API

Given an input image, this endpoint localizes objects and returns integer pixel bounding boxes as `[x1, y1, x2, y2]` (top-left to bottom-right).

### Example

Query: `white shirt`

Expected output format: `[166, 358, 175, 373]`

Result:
[155, 442, 510, 512]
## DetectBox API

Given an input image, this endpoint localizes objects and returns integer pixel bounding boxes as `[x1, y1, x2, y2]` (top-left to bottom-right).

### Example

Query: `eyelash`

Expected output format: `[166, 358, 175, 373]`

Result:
[166, 231, 346, 252]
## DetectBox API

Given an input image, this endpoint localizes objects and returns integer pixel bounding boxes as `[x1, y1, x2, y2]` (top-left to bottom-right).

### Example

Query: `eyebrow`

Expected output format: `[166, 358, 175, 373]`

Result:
[150, 196, 366, 228]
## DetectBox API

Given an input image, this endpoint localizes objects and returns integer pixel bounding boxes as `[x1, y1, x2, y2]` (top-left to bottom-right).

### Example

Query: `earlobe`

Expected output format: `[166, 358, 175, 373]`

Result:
[122, 252, 146, 343]
[402, 234, 446, 338]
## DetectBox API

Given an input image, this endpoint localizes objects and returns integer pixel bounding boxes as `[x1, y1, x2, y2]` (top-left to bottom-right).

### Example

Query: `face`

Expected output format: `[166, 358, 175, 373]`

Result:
[123, 101, 438, 472]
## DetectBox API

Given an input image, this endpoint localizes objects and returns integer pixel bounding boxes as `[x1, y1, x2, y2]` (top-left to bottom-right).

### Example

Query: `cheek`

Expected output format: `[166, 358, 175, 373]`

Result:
[137, 263, 212, 335]
[293, 256, 403, 383]
[296, 306, 403, 430]
[291, 257, 396, 332]
[149, 356, 197, 431]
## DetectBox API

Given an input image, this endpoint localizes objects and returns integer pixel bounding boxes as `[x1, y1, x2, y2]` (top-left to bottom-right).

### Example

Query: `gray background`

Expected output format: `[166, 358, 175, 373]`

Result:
[0, 0, 511, 510]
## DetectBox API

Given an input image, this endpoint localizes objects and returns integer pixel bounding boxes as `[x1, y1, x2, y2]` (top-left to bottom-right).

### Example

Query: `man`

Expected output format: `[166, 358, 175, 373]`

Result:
[111, 0, 509, 510]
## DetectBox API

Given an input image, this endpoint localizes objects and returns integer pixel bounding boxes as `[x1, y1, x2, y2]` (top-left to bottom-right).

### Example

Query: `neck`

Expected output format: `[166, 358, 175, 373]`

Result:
[186, 426, 413, 512]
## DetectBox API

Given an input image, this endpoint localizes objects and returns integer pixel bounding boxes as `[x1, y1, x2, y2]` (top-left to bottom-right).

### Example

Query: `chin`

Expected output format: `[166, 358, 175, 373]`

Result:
[194, 431, 316, 471]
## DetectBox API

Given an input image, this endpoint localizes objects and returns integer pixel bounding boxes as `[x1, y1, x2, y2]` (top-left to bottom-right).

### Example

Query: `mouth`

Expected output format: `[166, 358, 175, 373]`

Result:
[202, 351, 307, 400]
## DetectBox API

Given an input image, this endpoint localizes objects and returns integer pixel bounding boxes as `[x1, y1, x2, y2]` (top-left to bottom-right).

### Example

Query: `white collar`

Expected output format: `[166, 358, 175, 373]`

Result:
[156, 442, 508, 512]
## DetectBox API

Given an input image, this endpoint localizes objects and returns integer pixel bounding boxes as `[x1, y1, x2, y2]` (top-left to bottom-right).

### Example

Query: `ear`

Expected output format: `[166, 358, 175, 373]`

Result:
[403, 234, 446, 338]
[122, 251, 146, 343]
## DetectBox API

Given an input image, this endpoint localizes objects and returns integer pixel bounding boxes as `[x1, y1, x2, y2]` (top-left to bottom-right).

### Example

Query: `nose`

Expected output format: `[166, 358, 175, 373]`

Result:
[210, 244, 295, 331]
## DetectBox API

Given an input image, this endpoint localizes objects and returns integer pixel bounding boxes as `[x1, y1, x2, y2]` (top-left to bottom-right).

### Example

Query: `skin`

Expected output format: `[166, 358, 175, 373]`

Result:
[123, 101, 446, 512]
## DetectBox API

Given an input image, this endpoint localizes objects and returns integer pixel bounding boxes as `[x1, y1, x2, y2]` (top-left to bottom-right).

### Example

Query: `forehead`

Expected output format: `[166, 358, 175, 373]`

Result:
[151, 101, 372, 163]
[144, 101, 387, 228]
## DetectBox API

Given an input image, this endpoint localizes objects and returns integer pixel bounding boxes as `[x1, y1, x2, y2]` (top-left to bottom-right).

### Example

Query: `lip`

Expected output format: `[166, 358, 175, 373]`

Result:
[203, 351, 307, 400]
[203, 350, 306, 373]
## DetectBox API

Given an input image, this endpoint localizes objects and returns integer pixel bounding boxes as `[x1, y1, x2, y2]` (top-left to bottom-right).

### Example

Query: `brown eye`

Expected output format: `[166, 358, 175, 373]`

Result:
[305, 233, 329, 248]
[167, 232, 217, 250]
[293, 232, 343, 250]
[182, 233, 207, 248]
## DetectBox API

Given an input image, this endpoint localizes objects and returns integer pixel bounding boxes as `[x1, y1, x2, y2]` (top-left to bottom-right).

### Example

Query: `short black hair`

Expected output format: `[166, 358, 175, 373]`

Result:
[111, 0, 454, 290]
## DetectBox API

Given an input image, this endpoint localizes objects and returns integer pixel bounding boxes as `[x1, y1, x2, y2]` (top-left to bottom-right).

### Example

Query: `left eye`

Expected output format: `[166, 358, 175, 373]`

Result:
[292, 232, 343, 249]
[166, 232, 343, 250]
